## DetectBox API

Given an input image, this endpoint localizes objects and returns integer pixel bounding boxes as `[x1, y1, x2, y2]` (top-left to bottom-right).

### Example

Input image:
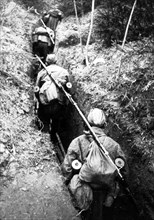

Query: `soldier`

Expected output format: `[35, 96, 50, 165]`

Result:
[32, 26, 54, 63]
[32, 9, 63, 63]
[34, 54, 71, 136]
[62, 108, 128, 220]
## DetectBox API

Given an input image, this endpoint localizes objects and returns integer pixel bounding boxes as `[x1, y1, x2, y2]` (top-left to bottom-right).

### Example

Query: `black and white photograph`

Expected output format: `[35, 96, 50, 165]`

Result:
[0, 0, 154, 219]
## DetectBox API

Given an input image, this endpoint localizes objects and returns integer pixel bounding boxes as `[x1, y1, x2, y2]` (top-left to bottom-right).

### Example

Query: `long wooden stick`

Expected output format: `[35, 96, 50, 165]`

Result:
[116, 0, 137, 79]
[85, 0, 95, 66]
[56, 133, 66, 158]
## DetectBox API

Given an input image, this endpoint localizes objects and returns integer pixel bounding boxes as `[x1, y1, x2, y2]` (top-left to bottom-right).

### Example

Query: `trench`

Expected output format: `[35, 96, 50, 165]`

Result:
[1, 1, 154, 220]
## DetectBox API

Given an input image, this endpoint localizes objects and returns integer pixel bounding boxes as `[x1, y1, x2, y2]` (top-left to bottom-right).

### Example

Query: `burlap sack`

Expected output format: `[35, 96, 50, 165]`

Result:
[79, 141, 117, 187]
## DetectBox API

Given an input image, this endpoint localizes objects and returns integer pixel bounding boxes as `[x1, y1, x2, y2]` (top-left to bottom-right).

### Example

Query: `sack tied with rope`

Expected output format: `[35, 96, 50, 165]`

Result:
[32, 26, 54, 46]
[36, 64, 70, 105]
[79, 138, 118, 188]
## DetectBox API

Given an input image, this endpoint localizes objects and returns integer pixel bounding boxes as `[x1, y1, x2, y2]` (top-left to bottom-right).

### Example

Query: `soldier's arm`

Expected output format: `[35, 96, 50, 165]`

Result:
[61, 138, 79, 184]
[35, 70, 45, 87]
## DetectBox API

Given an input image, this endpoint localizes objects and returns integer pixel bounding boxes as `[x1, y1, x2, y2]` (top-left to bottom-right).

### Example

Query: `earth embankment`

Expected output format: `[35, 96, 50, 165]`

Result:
[56, 14, 154, 220]
[0, 2, 80, 220]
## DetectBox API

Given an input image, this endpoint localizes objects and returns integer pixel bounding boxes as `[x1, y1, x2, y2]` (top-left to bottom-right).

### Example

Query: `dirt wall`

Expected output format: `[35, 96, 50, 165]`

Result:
[56, 16, 154, 219]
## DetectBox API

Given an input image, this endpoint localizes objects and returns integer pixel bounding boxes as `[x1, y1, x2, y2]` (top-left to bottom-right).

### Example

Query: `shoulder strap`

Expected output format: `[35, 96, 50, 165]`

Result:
[78, 134, 106, 163]
[78, 135, 93, 163]
[78, 138, 84, 163]
[87, 135, 107, 156]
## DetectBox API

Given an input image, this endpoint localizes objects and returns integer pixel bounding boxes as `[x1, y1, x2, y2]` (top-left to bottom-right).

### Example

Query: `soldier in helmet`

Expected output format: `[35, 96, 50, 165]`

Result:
[34, 54, 71, 135]
[32, 26, 55, 63]
[62, 108, 128, 220]
[32, 9, 63, 63]
[41, 9, 64, 54]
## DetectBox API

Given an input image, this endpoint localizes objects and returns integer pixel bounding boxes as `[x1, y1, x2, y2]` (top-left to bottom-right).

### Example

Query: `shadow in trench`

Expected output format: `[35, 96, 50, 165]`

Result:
[56, 100, 84, 151]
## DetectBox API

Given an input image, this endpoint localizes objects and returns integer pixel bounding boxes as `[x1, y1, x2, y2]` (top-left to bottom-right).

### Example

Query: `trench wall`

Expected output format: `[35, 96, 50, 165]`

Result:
[56, 17, 154, 219]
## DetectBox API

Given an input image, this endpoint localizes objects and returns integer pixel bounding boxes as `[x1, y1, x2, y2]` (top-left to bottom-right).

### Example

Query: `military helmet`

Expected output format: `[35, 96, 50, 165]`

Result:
[46, 54, 57, 65]
[87, 108, 106, 127]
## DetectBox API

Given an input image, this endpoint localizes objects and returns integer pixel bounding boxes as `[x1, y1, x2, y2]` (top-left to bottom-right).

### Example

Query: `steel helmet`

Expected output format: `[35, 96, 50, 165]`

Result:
[46, 54, 57, 65]
[87, 108, 106, 127]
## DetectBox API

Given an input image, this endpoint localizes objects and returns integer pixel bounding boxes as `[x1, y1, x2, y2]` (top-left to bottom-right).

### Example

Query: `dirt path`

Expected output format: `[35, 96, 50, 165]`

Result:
[0, 133, 80, 220]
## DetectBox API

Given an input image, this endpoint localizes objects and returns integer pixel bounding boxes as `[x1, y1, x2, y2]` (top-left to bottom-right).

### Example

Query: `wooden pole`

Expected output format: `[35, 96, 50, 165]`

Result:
[116, 0, 137, 79]
[85, 0, 95, 66]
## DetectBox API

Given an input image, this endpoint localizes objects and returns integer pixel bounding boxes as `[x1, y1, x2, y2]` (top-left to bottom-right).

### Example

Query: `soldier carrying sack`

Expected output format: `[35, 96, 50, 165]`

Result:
[34, 54, 72, 134]
[62, 108, 128, 220]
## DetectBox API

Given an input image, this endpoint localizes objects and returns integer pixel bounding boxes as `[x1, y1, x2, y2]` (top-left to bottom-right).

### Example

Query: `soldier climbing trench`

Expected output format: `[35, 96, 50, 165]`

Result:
[32, 9, 63, 63]
[34, 54, 72, 141]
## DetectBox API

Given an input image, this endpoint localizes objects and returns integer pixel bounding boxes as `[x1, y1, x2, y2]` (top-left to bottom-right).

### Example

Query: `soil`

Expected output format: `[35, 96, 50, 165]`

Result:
[0, 134, 80, 220]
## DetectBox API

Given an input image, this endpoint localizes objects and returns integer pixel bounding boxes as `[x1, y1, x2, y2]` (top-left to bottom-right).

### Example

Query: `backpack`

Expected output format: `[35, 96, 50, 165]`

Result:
[79, 137, 118, 188]
[39, 81, 59, 105]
